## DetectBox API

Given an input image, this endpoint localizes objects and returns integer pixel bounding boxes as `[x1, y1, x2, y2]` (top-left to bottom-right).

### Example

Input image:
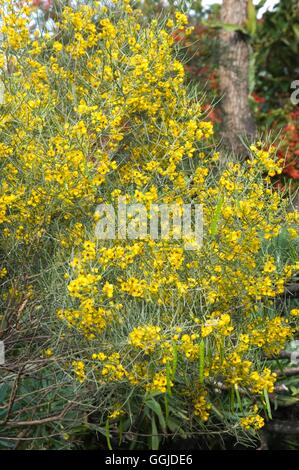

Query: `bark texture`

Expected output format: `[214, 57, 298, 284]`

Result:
[219, 0, 256, 154]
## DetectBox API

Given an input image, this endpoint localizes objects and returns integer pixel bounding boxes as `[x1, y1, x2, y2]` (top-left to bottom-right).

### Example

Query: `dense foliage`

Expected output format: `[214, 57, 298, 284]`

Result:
[0, 0, 298, 449]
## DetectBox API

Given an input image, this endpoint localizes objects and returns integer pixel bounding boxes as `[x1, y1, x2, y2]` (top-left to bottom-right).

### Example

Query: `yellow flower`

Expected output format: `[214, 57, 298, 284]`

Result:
[193, 391, 211, 422]
[44, 348, 53, 357]
[108, 408, 125, 420]
[103, 282, 114, 298]
[290, 309, 299, 317]
[240, 414, 265, 430]
[72, 360, 86, 383]
[129, 325, 161, 353]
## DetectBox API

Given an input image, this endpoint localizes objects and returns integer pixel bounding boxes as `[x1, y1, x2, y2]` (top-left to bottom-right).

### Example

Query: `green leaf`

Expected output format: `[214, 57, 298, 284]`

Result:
[263, 388, 272, 419]
[230, 386, 235, 413]
[151, 416, 160, 450]
[210, 194, 224, 238]
[234, 385, 243, 412]
[247, 0, 257, 37]
[166, 417, 181, 433]
[171, 342, 178, 381]
[146, 397, 166, 433]
[276, 396, 299, 407]
[249, 52, 256, 94]
[164, 393, 169, 422]
[105, 419, 112, 450]
[292, 24, 299, 41]
[210, 403, 224, 421]
[166, 361, 172, 396]
[118, 417, 124, 446]
[199, 340, 205, 384]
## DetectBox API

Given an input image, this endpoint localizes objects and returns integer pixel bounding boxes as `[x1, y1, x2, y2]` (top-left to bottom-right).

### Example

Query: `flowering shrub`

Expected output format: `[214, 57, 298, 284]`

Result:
[0, 0, 298, 449]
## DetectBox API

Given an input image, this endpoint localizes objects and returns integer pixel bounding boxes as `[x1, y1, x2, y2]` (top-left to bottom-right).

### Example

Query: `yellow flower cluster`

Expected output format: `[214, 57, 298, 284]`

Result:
[129, 325, 161, 353]
[240, 414, 265, 431]
[249, 144, 283, 178]
[179, 334, 200, 361]
[201, 313, 234, 338]
[248, 317, 293, 356]
[0, 267, 7, 279]
[146, 371, 170, 394]
[120, 277, 147, 298]
[72, 360, 86, 383]
[108, 408, 125, 420]
[193, 390, 211, 422]
[248, 368, 277, 394]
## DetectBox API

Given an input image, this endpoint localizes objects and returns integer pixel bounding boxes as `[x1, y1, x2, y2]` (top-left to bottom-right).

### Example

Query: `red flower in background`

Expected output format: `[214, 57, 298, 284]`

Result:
[252, 93, 266, 104]
[284, 163, 299, 180]
[172, 30, 185, 43]
[277, 111, 299, 181]
[203, 104, 221, 124]
[31, 0, 52, 9]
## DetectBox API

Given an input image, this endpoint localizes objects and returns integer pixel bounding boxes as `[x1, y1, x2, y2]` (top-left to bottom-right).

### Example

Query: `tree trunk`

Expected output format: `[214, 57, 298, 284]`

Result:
[219, 0, 256, 154]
